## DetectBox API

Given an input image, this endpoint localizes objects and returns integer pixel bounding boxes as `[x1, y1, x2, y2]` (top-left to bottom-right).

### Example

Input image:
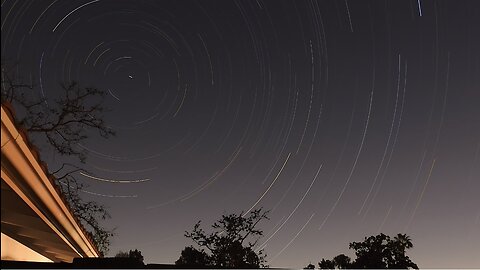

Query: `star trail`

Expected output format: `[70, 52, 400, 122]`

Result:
[1, 0, 479, 267]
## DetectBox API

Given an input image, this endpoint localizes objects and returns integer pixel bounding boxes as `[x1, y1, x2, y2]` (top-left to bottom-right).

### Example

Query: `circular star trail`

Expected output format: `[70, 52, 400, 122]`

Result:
[2, 0, 480, 267]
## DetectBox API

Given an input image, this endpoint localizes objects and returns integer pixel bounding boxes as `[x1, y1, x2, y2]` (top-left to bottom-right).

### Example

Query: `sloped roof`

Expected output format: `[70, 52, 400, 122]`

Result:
[1, 102, 100, 262]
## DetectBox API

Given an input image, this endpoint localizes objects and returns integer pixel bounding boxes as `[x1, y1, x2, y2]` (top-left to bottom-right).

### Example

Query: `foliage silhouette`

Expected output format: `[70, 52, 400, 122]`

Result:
[115, 249, 144, 264]
[115, 251, 129, 258]
[175, 246, 210, 268]
[176, 208, 269, 268]
[1, 64, 114, 254]
[316, 233, 418, 269]
[318, 258, 335, 269]
[333, 254, 351, 269]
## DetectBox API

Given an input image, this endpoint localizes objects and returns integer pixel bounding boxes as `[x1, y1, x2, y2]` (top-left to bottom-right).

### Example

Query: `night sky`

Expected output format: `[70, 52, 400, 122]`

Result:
[2, 0, 480, 267]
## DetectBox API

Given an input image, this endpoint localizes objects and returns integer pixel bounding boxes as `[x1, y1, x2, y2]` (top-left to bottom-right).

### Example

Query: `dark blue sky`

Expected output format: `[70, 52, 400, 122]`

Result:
[2, 0, 479, 267]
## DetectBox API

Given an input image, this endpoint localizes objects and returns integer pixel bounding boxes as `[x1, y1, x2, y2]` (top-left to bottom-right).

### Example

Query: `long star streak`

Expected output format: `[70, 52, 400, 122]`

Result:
[271, 213, 315, 262]
[52, 0, 100, 32]
[79, 171, 150, 183]
[358, 55, 402, 215]
[319, 75, 374, 231]
[404, 159, 436, 232]
[256, 164, 322, 250]
[244, 153, 292, 216]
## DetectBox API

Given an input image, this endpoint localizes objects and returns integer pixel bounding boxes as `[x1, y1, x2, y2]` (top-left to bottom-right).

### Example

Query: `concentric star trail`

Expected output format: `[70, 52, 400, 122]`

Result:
[2, 1, 479, 267]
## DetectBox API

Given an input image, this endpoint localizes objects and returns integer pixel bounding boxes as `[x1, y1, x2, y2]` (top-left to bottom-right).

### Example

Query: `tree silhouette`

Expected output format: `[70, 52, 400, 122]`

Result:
[318, 258, 335, 269]
[317, 233, 418, 269]
[1, 64, 114, 254]
[115, 249, 144, 264]
[388, 234, 417, 269]
[1, 74, 114, 162]
[349, 233, 390, 268]
[394, 233, 413, 250]
[114, 251, 129, 258]
[304, 263, 315, 269]
[349, 233, 417, 269]
[176, 208, 269, 268]
[333, 254, 351, 269]
[175, 246, 210, 268]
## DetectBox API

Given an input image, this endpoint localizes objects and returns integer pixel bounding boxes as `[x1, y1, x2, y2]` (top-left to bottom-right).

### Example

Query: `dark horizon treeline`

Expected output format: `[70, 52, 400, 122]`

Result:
[114, 210, 418, 269]
[305, 233, 418, 269]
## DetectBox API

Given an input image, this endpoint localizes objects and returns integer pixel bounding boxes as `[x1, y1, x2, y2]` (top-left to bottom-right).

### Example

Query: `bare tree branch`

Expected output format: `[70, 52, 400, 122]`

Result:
[1, 63, 114, 255]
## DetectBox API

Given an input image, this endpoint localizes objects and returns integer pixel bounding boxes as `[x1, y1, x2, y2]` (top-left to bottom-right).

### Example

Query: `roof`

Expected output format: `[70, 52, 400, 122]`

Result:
[1, 102, 101, 262]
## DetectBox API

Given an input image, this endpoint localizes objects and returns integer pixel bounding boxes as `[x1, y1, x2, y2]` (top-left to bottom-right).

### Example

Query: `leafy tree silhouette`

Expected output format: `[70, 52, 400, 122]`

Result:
[333, 254, 351, 269]
[176, 246, 210, 268]
[115, 249, 144, 264]
[318, 258, 335, 269]
[176, 208, 269, 268]
[114, 251, 129, 258]
[316, 233, 418, 269]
